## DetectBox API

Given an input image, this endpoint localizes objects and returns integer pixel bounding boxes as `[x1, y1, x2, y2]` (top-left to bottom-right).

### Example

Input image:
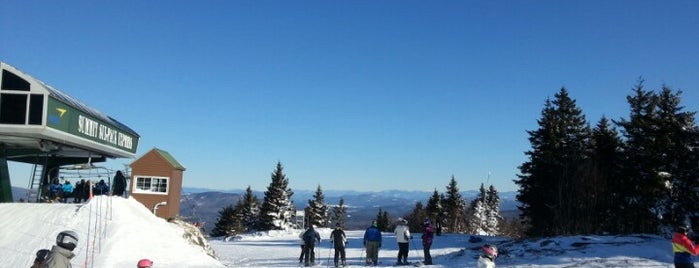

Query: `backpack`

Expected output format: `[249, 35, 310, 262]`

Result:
[303, 229, 316, 245]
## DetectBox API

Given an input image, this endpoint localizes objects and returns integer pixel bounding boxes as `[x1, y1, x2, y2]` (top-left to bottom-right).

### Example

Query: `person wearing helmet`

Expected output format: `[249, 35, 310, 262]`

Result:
[43, 230, 79, 268]
[477, 244, 498, 268]
[137, 258, 154, 268]
[673, 226, 699, 268]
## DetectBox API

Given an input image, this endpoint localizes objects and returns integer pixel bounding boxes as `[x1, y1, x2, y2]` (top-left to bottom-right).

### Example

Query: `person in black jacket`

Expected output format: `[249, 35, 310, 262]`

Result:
[330, 223, 347, 267]
[112, 170, 127, 197]
[302, 225, 321, 266]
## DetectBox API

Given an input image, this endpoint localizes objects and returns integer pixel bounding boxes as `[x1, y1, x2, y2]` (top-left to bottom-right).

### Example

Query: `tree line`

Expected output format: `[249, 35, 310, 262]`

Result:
[210, 162, 505, 237]
[516, 81, 699, 237]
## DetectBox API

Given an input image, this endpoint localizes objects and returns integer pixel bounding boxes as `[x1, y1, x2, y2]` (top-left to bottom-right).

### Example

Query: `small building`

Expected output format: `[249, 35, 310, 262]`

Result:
[130, 148, 185, 219]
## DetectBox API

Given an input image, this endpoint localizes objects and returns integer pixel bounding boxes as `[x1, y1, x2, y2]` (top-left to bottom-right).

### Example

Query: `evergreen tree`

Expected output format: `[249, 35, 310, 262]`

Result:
[468, 183, 488, 235]
[258, 162, 296, 230]
[375, 208, 391, 232]
[589, 117, 624, 233]
[485, 185, 503, 235]
[331, 197, 348, 227]
[307, 185, 329, 227]
[516, 88, 591, 236]
[239, 186, 260, 231]
[425, 189, 443, 225]
[443, 175, 467, 233]
[381, 210, 390, 231]
[404, 201, 427, 232]
[617, 82, 699, 232]
[210, 204, 243, 237]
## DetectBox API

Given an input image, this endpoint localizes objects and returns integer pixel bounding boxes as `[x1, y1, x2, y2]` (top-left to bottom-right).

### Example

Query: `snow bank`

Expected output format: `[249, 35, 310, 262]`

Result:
[0, 196, 224, 268]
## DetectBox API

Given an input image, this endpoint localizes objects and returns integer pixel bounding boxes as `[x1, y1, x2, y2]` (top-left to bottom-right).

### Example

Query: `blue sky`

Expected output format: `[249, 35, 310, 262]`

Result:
[2, 1, 698, 192]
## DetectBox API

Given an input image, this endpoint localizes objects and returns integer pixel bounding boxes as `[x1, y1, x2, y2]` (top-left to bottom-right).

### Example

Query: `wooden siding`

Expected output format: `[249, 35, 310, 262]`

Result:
[130, 148, 184, 219]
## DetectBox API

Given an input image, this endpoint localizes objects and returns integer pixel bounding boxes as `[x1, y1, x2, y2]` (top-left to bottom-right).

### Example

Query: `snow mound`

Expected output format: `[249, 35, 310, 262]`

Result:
[0, 196, 224, 268]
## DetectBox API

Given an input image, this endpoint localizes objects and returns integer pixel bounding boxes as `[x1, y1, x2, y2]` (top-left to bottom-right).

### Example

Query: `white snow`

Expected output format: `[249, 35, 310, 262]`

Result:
[0, 196, 680, 267]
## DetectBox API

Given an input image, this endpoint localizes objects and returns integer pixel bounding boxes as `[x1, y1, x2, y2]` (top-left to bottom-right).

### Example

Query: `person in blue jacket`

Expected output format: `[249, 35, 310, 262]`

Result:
[61, 180, 74, 203]
[363, 220, 382, 266]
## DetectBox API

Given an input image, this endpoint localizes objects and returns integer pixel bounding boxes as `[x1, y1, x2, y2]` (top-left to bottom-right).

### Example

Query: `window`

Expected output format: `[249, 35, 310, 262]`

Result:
[0, 93, 27, 124]
[133, 176, 169, 194]
[1, 70, 30, 91]
[29, 94, 43, 125]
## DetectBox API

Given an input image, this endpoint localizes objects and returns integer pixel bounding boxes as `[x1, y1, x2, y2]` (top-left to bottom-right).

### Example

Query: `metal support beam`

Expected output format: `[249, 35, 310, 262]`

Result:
[0, 151, 14, 202]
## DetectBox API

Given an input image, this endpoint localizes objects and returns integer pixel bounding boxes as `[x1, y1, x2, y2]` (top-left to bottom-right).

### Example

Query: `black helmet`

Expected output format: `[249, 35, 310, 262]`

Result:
[677, 226, 689, 233]
[35, 249, 51, 263]
[56, 230, 79, 251]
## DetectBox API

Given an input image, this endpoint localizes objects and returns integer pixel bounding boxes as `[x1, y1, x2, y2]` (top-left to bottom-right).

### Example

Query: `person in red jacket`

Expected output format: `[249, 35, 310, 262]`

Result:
[673, 226, 699, 268]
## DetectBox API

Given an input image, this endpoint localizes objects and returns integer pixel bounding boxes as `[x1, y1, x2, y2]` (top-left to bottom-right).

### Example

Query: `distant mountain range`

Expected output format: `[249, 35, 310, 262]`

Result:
[179, 187, 520, 232]
[10, 186, 520, 233]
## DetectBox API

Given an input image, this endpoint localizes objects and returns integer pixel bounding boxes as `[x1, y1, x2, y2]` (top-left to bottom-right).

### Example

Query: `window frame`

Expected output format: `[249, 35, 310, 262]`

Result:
[133, 175, 169, 195]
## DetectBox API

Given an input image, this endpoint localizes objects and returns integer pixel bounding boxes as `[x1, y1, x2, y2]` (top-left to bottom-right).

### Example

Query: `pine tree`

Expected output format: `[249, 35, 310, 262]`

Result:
[468, 183, 488, 235]
[590, 117, 624, 233]
[307, 185, 329, 227]
[443, 175, 467, 233]
[239, 186, 260, 231]
[516, 88, 591, 236]
[210, 204, 243, 237]
[617, 82, 699, 231]
[485, 185, 503, 235]
[404, 201, 427, 232]
[331, 197, 348, 227]
[258, 162, 296, 230]
[381, 210, 390, 231]
[615, 80, 662, 233]
[425, 189, 443, 223]
[375, 208, 391, 231]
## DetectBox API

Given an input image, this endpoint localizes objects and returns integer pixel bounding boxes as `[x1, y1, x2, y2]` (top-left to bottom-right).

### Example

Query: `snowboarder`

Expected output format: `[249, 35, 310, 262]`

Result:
[394, 218, 411, 265]
[137, 258, 153, 268]
[363, 220, 382, 266]
[672, 226, 699, 268]
[302, 225, 321, 266]
[421, 218, 434, 265]
[477, 244, 498, 268]
[330, 223, 347, 267]
[30, 249, 50, 268]
[43, 230, 79, 268]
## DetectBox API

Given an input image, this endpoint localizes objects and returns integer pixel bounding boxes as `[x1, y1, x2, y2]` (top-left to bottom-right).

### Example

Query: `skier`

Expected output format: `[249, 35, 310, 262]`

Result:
[477, 244, 498, 268]
[43, 230, 79, 268]
[29, 249, 50, 268]
[298, 230, 306, 264]
[421, 218, 434, 265]
[330, 223, 347, 267]
[672, 226, 699, 268]
[302, 225, 321, 266]
[137, 258, 154, 268]
[394, 218, 411, 265]
[363, 220, 382, 266]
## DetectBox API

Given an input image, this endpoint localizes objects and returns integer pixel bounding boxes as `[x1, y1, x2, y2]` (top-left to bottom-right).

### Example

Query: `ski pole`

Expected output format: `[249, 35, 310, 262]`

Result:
[326, 245, 332, 268]
[411, 239, 421, 261]
[359, 245, 365, 265]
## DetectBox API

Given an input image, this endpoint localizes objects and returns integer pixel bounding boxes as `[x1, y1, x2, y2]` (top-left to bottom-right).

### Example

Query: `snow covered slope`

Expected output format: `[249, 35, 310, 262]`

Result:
[0, 196, 224, 268]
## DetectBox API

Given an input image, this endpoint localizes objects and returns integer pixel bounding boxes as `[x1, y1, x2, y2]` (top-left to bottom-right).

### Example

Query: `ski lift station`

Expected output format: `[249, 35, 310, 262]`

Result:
[0, 61, 140, 203]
